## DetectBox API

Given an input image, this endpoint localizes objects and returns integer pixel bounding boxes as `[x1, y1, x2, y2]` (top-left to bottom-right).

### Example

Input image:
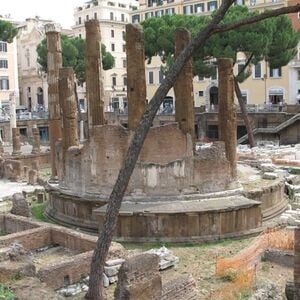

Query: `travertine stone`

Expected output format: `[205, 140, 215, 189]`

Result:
[31, 126, 41, 154]
[46, 25, 62, 178]
[12, 128, 21, 156]
[174, 28, 195, 140]
[85, 20, 105, 128]
[59, 67, 79, 152]
[218, 58, 237, 178]
[126, 24, 146, 131]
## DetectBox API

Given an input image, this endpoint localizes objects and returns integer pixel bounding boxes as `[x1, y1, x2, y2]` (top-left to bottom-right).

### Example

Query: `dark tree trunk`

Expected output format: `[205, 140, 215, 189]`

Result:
[234, 77, 255, 148]
[85, 3, 300, 299]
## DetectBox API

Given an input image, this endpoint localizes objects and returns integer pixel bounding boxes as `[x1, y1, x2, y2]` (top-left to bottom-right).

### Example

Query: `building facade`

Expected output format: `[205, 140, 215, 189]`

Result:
[72, 0, 139, 112]
[130, 0, 295, 109]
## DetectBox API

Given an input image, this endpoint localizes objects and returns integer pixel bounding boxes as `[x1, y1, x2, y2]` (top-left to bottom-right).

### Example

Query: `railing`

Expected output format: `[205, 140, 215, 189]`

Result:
[206, 103, 287, 113]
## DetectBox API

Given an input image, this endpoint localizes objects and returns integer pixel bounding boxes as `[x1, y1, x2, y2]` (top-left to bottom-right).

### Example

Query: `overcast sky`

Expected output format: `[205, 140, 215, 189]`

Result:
[1, 0, 87, 28]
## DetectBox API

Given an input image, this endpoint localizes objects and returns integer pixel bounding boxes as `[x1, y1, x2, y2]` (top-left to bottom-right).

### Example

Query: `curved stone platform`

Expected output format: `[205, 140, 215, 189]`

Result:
[45, 177, 287, 242]
[94, 195, 262, 242]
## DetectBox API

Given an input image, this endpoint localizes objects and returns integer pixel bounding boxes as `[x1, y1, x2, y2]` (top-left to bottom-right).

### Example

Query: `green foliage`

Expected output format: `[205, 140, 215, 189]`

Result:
[10, 272, 24, 281]
[0, 20, 17, 43]
[0, 284, 14, 300]
[0, 229, 7, 236]
[36, 35, 115, 84]
[31, 202, 49, 223]
[142, 6, 299, 82]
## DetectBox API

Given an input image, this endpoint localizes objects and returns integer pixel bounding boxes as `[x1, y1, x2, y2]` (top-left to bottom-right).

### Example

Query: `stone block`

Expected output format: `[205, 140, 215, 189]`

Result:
[262, 172, 278, 180]
[260, 163, 276, 172]
[105, 258, 125, 267]
[11, 193, 31, 217]
[104, 264, 121, 277]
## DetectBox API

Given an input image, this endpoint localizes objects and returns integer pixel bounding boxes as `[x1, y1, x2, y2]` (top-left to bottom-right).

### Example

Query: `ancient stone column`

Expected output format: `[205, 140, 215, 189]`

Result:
[45, 23, 63, 178]
[294, 227, 300, 299]
[31, 126, 41, 154]
[126, 24, 146, 131]
[174, 28, 195, 140]
[9, 91, 17, 143]
[85, 20, 105, 128]
[0, 139, 4, 155]
[218, 58, 237, 178]
[59, 67, 79, 152]
[12, 128, 21, 156]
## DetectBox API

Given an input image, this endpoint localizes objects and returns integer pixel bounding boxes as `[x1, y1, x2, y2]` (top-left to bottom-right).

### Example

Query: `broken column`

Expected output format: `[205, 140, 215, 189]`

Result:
[31, 126, 41, 154]
[45, 23, 62, 179]
[294, 227, 300, 299]
[85, 20, 105, 128]
[59, 67, 79, 152]
[12, 128, 21, 156]
[9, 91, 17, 144]
[126, 24, 146, 131]
[174, 28, 195, 140]
[114, 254, 161, 300]
[218, 58, 237, 178]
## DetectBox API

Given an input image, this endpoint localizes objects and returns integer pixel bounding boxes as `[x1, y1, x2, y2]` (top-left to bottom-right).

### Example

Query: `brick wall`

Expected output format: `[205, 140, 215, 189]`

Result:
[0, 227, 51, 250]
[2, 214, 41, 233]
[37, 251, 93, 289]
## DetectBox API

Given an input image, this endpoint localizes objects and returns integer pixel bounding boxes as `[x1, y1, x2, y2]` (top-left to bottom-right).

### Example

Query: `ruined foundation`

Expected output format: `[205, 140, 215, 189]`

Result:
[46, 25, 286, 241]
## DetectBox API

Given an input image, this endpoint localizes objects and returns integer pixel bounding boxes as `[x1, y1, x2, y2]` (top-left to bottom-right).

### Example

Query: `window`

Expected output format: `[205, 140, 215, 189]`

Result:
[254, 63, 262, 78]
[250, 0, 256, 5]
[79, 34, 82, 39]
[122, 31, 125, 40]
[149, 71, 154, 84]
[235, 0, 245, 5]
[165, 8, 175, 15]
[183, 5, 193, 15]
[0, 60, 8, 69]
[155, 10, 164, 17]
[132, 14, 140, 23]
[147, 0, 154, 7]
[0, 77, 9, 90]
[211, 65, 217, 80]
[195, 3, 204, 13]
[297, 70, 300, 81]
[145, 12, 154, 19]
[121, 14, 125, 22]
[237, 63, 245, 75]
[199, 91, 204, 97]
[25, 49, 30, 67]
[111, 43, 115, 51]
[111, 30, 114, 38]
[123, 59, 127, 68]
[241, 91, 247, 104]
[112, 97, 119, 109]
[207, 1, 217, 11]
[123, 77, 127, 86]
[112, 76, 116, 86]
[78, 17, 81, 24]
[86, 15, 89, 21]
[123, 44, 126, 52]
[94, 12, 97, 19]
[270, 67, 282, 78]
[110, 12, 114, 20]
[159, 70, 164, 83]
[0, 42, 7, 52]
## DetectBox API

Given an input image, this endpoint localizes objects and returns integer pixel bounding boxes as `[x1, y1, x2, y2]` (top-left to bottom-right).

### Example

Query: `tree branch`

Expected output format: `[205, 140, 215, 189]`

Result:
[215, 4, 300, 33]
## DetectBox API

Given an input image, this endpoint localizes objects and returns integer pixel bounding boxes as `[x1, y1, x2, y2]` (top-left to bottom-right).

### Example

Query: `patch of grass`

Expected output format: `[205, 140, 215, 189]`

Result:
[10, 272, 24, 281]
[0, 284, 14, 300]
[31, 202, 49, 223]
[219, 268, 238, 282]
[237, 287, 252, 299]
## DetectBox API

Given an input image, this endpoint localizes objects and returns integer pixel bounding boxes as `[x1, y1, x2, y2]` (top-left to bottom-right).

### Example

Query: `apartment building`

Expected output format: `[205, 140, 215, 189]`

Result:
[130, 0, 295, 109]
[0, 17, 19, 116]
[72, 0, 139, 112]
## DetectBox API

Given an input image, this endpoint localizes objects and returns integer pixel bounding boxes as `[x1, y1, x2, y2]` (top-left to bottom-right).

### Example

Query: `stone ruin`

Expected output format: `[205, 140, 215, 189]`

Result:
[44, 20, 286, 242]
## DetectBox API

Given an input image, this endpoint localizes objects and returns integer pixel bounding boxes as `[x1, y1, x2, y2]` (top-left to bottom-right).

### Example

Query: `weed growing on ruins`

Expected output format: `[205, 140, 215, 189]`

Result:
[237, 287, 253, 299]
[31, 203, 49, 223]
[10, 272, 24, 281]
[0, 284, 14, 300]
[0, 229, 6, 236]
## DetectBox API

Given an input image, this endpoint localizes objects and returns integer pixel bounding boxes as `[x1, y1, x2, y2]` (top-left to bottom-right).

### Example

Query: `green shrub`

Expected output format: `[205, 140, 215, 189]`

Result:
[0, 284, 15, 300]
